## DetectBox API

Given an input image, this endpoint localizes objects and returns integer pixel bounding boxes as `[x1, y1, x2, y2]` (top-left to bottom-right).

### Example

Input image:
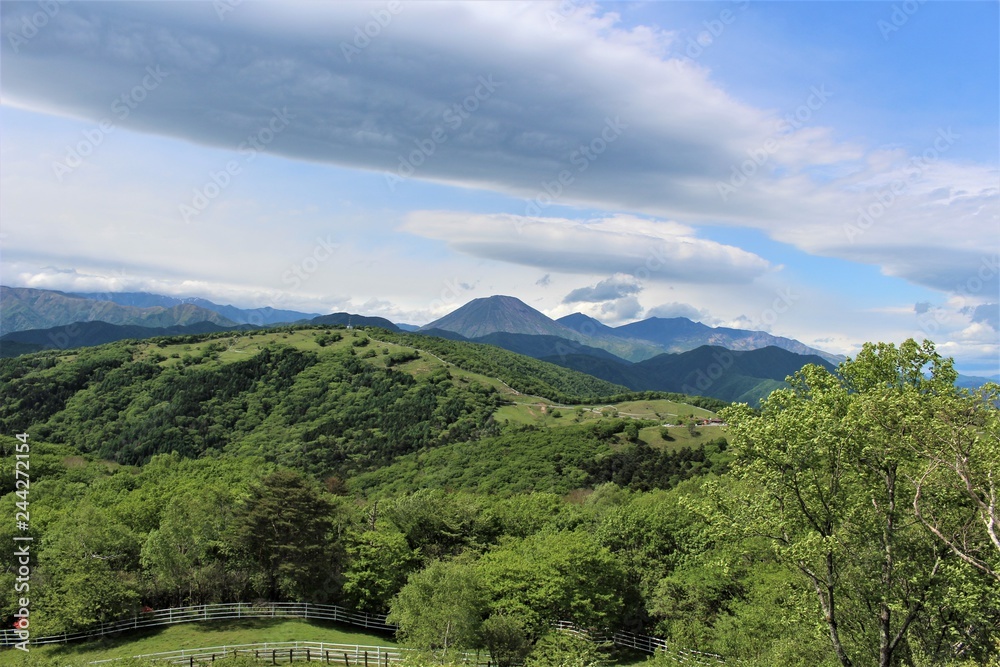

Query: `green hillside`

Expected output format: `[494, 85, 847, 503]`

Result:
[0, 326, 697, 480]
[2, 335, 994, 667]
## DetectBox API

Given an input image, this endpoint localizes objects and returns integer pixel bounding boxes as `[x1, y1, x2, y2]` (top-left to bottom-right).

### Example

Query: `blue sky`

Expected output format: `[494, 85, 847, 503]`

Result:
[0, 1, 997, 373]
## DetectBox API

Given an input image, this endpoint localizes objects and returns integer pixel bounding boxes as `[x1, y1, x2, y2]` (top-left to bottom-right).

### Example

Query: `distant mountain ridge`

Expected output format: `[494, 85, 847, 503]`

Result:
[0, 286, 236, 336]
[424, 295, 841, 364]
[70, 291, 319, 325]
[420, 296, 664, 361]
[547, 345, 836, 404]
[422, 295, 578, 339]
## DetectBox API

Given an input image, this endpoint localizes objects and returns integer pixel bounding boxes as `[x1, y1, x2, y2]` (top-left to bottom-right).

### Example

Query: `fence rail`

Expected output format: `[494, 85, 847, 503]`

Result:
[87, 640, 490, 666]
[0, 602, 395, 648]
[1, 602, 722, 664]
[552, 622, 723, 665]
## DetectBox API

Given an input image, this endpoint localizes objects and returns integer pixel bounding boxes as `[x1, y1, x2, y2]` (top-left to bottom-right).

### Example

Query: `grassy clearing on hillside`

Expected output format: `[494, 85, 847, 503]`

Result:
[0, 620, 397, 666]
[640, 424, 729, 451]
[494, 398, 718, 431]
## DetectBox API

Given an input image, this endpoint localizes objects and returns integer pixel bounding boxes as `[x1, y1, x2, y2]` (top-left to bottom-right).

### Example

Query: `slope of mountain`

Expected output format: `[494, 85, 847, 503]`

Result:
[0, 320, 253, 356]
[0, 326, 631, 473]
[545, 345, 835, 404]
[422, 296, 662, 361]
[555, 313, 622, 338]
[0, 286, 236, 335]
[421, 295, 577, 339]
[307, 312, 401, 331]
[71, 291, 319, 325]
[424, 296, 840, 364]
[473, 332, 625, 362]
[615, 317, 843, 364]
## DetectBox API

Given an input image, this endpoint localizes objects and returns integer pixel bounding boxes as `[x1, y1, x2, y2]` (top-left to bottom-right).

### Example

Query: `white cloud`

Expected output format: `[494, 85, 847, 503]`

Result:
[646, 302, 715, 323]
[402, 212, 771, 284]
[563, 274, 642, 303]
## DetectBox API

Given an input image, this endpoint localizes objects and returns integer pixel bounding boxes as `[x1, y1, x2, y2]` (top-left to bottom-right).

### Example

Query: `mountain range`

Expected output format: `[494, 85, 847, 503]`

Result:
[422, 294, 841, 364]
[0, 287, 868, 403]
[0, 286, 236, 336]
[69, 290, 320, 325]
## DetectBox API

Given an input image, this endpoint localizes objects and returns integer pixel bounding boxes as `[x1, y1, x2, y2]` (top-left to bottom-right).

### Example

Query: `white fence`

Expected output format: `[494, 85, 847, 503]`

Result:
[86, 640, 496, 667]
[88, 641, 408, 666]
[0, 602, 395, 647]
[552, 622, 723, 666]
[1, 601, 723, 664]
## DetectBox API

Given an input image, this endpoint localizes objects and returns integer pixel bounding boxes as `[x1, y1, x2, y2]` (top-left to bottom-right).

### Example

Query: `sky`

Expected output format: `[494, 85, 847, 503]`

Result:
[0, 1, 997, 374]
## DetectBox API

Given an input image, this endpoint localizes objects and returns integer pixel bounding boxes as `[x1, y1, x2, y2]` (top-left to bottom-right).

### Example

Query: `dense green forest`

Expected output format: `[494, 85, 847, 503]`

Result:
[1, 332, 998, 667]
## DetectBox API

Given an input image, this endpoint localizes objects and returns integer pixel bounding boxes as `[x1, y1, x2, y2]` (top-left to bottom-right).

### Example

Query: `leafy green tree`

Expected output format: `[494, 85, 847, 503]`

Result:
[714, 340, 998, 666]
[478, 530, 626, 636]
[34, 503, 141, 634]
[481, 614, 533, 667]
[523, 631, 604, 667]
[388, 558, 486, 652]
[141, 484, 242, 605]
[910, 381, 1000, 583]
[342, 525, 420, 613]
[232, 469, 336, 601]
[382, 490, 484, 559]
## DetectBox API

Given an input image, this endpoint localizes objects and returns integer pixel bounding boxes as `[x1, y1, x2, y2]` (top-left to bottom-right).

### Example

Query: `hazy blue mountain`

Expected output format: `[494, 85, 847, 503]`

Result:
[71, 291, 320, 325]
[426, 296, 840, 364]
[613, 317, 843, 364]
[421, 295, 579, 339]
[1, 286, 236, 336]
[555, 313, 622, 338]
[421, 296, 661, 361]
[545, 345, 835, 404]
[473, 332, 625, 362]
[306, 312, 401, 331]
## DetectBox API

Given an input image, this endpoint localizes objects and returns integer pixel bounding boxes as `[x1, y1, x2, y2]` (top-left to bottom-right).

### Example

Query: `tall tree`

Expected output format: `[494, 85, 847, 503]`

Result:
[715, 340, 998, 666]
[232, 469, 336, 601]
[387, 558, 486, 652]
[910, 382, 1000, 583]
[478, 530, 626, 636]
[341, 525, 420, 613]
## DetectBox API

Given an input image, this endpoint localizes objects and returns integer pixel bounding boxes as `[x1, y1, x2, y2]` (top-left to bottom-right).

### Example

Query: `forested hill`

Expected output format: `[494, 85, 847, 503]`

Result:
[0, 325, 677, 477]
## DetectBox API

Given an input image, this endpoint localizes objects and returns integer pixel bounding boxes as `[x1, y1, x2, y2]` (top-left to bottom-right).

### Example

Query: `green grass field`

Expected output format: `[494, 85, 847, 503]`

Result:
[0, 619, 398, 666]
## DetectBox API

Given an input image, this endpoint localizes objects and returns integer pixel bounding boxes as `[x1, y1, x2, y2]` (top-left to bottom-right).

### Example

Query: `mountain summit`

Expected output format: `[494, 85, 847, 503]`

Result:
[421, 295, 578, 339]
